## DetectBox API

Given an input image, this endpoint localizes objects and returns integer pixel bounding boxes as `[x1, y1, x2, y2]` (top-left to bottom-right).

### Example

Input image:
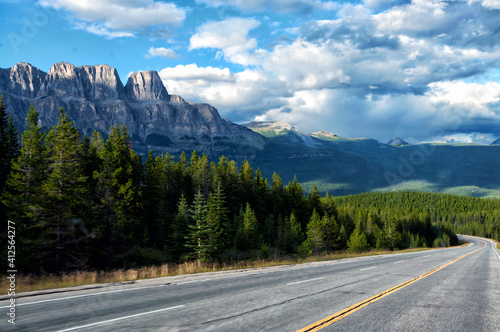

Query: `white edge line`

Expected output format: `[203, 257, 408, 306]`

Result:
[0, 284, 169, 308]
[177, 278, 212, 285]
[54, 305, 185, 332]
[492, 241, 500, 261]
[286, 277, 324, 286]
[359, 266, 377, 271]
[393, 261, 405, 264]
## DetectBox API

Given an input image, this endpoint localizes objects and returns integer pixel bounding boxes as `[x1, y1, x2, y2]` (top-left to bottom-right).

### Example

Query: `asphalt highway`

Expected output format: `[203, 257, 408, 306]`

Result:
[1, 235, 499, 331]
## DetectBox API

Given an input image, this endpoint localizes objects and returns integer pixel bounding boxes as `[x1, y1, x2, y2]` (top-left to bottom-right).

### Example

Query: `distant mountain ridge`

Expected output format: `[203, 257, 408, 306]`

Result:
[387, 137, 409, 146]
[3, 62, 500, 198]
[0, 62, 266, 159]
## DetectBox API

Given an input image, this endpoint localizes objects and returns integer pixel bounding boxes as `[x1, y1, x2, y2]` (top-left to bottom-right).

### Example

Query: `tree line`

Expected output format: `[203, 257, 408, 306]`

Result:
[1, 98, 492, 275]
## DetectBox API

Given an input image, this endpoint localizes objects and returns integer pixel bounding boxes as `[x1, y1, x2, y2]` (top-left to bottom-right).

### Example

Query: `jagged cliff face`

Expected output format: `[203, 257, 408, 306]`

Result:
[0, 62, 266, 159]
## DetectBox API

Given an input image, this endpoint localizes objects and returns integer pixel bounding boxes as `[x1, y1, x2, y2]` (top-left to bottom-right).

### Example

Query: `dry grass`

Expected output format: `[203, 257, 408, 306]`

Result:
[0, 247, 435, 295]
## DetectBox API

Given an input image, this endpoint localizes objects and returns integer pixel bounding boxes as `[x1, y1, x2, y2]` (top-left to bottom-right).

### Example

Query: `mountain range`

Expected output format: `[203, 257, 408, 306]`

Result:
[2, 62, 500, 197]
[0, 62, 266, 159]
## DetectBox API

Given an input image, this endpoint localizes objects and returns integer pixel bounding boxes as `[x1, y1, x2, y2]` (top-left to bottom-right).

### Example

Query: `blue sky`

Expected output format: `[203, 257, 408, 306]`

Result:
[1, 0, 500, 143]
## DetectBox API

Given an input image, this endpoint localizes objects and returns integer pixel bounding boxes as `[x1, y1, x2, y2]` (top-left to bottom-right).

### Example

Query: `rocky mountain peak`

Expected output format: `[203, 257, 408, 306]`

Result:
[1, 61, 267, 160]
[38, 62, 85, 98]
[387, 137, 409, 146]
[79, 64, 125, 101]
[125, 71, 169, 102]
[243, 121, 298, 137]
[309, 131, 339, 140]
[38, 62, 125, 101]
[7, 62, 47, 98]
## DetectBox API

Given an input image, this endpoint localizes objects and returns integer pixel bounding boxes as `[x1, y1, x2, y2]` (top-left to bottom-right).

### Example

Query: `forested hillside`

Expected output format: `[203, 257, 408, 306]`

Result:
[333, 191, 500, 243]
[0, 99, 497, 276]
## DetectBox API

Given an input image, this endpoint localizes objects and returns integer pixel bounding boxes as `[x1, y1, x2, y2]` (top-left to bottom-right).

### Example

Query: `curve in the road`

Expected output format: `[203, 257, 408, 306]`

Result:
[297, 241, 486, 332]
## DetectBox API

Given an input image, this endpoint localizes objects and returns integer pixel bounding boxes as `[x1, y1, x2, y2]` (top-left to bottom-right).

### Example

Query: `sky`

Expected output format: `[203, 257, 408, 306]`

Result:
[1, 0, 500, 144]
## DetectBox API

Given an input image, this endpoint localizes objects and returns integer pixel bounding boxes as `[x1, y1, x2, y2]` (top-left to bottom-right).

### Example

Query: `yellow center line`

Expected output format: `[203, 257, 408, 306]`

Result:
[297, 242, 486, 332]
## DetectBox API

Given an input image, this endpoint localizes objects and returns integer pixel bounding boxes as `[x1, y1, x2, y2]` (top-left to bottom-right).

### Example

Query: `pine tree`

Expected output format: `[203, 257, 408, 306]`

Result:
[322, 213, 340, 250]
[2, 105, 48, 272]
[143, 151, 159, 246]
[236, 202, 260, 252]
[206, 183, 227, 254]
[170, 193, 190, 260]
[185, 189, 211, 261]
[282, 211, 303, 253]
[0, 95, 20, 223]
[41, 108, 87, 272]
[307, 185, 323, 216]
[347, 228, 369, 252]
[93, 125, 142, 258]
[285, 176, 308, 230]
[301, 209, 324, 255]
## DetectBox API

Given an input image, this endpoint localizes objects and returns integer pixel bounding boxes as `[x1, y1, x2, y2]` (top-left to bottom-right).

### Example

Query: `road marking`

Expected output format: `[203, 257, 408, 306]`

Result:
[287, 277, 325, 286]
[492, 241, 500, 261]
[0, 284, 170, 308]
[393, 261, 404, 264]
[54, 305, 185, 332]
[297, 243, 485, 332]
[177, 279, 212, 285]
[423, 255, 432, 257]
[359, 266, 376, 271]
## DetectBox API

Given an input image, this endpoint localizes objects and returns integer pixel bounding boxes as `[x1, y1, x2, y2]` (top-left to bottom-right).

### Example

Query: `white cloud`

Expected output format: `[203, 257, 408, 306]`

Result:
[374, 0, 449, 34]
[469, 0, 500, 10]
[159, 64, 289, 115]
[189, 17, 261, 65]
[427, 81, 500, 119]
[262, 41, 351, 90]
[145, 47, 178, 59]
[195, 0, 338, 14]
[157, 0, 500, 143]
[38, 0, 186, 38]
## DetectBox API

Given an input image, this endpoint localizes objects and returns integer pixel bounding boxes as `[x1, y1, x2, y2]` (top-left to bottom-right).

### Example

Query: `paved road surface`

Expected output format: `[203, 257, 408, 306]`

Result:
[1, 235, 499, 331]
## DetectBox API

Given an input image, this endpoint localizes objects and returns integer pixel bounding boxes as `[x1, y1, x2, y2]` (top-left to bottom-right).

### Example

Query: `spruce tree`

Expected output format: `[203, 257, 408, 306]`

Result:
[0, 95, 20, 223]
[170, 193, 190, 260]
[347, 228, 369, 252]
[41, 108, 87, 272]
[301, 209, 324, 255]
[2, 105, 48, 272]
[185, 189, 212, 261]
[206, 183, 227, 254]
[236, 202, 260, 252]
[93, 125, 142, 260]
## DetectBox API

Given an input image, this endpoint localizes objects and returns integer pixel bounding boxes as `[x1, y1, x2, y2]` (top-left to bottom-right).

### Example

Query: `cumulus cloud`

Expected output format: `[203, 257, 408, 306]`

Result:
[469, 0, 500, 10]
[195, 0, 338, 14]
[159, 0, 500, 143]
[145, 47, 178, 59]
[189, 17, 261, 66]
[159, 64, 289, 117]
[38, 0, 186, 38]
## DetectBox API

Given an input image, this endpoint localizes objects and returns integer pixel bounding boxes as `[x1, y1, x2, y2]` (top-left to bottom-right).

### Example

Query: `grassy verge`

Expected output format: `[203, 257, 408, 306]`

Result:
[0, 247, 437, 295]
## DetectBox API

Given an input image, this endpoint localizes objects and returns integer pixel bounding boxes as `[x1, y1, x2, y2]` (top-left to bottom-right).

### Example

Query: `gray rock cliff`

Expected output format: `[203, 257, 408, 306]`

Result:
[0, 62, 266, 159]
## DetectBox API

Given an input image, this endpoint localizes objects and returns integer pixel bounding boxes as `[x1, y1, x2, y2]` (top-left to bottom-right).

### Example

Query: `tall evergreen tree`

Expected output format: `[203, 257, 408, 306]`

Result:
[170, 193, 190, 260]
[185, 189, 213, 261]
[41, 108, 87, 272]
[347, 228, 369, 252]
[207, 183, 227, 254]
[0, 95, 20, 224]
[2, 105, 48, 272]
[92, 125, 142, 263]
[236, 202, 261, 251]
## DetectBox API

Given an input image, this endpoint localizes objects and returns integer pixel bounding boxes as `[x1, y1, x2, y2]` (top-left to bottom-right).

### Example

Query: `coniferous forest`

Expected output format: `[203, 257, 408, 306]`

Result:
[1, 97, 499, 275]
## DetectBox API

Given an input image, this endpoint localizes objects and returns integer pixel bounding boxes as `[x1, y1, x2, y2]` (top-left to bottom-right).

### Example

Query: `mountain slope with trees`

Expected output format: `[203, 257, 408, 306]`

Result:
[4, 101, 498, 276]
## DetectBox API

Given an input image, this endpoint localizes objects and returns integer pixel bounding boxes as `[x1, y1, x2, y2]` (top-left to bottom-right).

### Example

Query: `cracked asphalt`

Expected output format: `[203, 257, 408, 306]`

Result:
[1, 235, 499, 331]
